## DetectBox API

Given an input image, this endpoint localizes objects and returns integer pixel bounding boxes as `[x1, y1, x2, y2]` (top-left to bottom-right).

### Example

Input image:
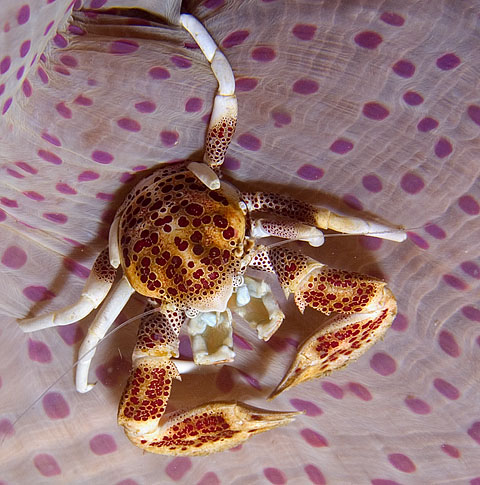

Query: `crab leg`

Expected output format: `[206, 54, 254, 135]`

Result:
[251, 216, 325, 247]
[118, 306, 300, 456]
[19, 248, 116, 332]
[180, 14, 237, 189]
[250, 246, 398, 398]
[76, 275, 135, 392]
[242, 192, 406, 242]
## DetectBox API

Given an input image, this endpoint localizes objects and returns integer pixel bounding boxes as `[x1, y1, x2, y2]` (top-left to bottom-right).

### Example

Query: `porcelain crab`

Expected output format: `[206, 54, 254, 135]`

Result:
[19, 14, 406, 456]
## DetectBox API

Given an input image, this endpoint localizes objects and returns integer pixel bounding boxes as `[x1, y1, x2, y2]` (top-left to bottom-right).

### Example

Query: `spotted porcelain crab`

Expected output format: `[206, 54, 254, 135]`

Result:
[19, 14, 406, 456]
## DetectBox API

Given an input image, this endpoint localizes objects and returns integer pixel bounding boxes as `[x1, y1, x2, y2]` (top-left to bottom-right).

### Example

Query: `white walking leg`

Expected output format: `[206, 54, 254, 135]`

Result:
[180, 14, 238, 187]
[242, 192, 406, 242]
[109, 214, 121, 268]
[76, 275, 135, 393]
[251, 217, 325, 247]
[19, 248, 116, 332]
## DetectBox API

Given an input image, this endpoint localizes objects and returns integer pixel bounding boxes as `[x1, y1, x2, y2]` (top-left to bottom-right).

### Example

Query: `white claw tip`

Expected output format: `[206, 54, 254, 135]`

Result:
[77, 383, 95, 393]
[308, 236, 325, 247]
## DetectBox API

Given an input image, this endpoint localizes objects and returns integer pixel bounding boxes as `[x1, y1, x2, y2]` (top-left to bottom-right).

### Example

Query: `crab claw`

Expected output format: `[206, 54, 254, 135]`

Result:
[123, 401, 300, 456]
[118, 357, 300, 455]
[270, 268, 398, 399]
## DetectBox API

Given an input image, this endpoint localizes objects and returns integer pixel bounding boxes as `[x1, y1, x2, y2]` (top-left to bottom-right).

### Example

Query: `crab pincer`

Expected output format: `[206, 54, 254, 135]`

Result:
[253, 247, 398, 399]
[117, 305, 300, 455]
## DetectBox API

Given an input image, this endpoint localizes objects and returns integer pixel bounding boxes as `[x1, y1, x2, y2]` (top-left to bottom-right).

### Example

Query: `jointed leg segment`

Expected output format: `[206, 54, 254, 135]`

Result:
[180, 14, 238, 189]
[76, 275, 135, 392]
[19, 248, 116, 333]
[250, 245, 397, 398]
[118, 303, 297, 455]
[242, 192, 406, 242]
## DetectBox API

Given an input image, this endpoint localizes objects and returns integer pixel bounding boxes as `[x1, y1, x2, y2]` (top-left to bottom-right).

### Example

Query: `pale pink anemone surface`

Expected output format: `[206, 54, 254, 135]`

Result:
[1, 1, 480, 483]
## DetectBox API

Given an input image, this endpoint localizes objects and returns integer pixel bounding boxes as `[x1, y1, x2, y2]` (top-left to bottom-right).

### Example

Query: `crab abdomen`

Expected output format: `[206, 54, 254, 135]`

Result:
[119, 166, 246, 312]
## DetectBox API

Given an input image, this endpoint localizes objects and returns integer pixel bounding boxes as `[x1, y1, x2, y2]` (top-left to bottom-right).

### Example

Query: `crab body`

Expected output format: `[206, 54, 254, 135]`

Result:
[18, 14, 408, 456]
[119, 162, 251, 313]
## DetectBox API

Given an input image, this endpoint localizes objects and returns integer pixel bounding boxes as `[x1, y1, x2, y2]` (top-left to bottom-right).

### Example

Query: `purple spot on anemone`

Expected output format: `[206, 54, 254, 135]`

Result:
[362, 174, 382, 192]
[462, 305, 480, 322]
[380, 12, 405, 26]
[185, 97, 202, 113]
[300, 429, 328, 447]
[348, 382, 373, 401]
[160, 130, 179, 147]
[271, 110, 291, 126]
[89, 433, 118, 455]
[443, 274, 467, 290]
[370, 352, 396, 376]
[400, 173, 424, 194]
[110, 40, 139, 55]
[458, 195, 479, 215]
[56, 102, 72, 119]
[2, 246, 27, 269]
[354, 31, 383, 49]
[43, 392, 70, 419]
[407, 231, 429, 249]
[388, 453, 416, 473]
[166, 457, 192, 480]
[17, 5, 30, 25]
[237, 133, 261, 151]
[343, 194, 363, 211]
[292, 79, 319, 95]
[297, 164, 324, 181]
[467, 105, 480, 126]
[43, 213, 68, 224]
[92, 150, 114, 164]
[64, 258, 90, 279]
[433, 378, 460, 400]
[251, 47, 276, 62]
[403, 91, 423, 105]
[330, 139, 354, 154]
[224, 156, 241, 171]
[461, 261, 480, 279]
[434, 137, 453, 158]
[289, 398, 323, 416]
[222, 30, 249, 48]
[236, 77, 258, 91]
[438, 330, 460, 357]
[404, 397, 431, 415]
[363, 102, 389, 120]
[78, 171, 99, 182]
[424, 223, 446, 239]
[171, 55, 191, 69]
[135, 100, 156, 113]
[33, 454, 61, 477]
[28, 339, 52, 363]
[149, 66, 170, 79]
[292, 24, 316, 41]
[38, 150, 62, 165]
[417, 117, 438, 132]
[304, 464, 326, 485]
[392, 60, 415, 78]
[436, 53, 461, 70]
[23, 286, 55, 302]
[117, 118, 141, 132]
